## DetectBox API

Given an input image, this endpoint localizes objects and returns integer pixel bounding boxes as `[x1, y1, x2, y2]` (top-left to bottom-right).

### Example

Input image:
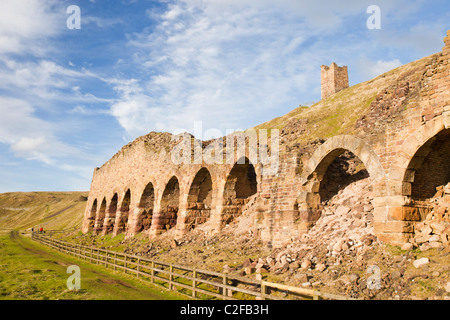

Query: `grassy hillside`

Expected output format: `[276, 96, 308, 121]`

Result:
[0, 192, 88, 233]
[0, 232, 186, 300]
[253, 53, 437, 145]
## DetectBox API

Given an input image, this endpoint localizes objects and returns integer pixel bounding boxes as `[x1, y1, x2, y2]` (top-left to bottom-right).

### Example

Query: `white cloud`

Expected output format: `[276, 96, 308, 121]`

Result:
[110, 0, 433, 140]
[0, 97, 61, 162]
[116, 0, 322, 137]
[0, 0, 64, 55]
[0, 97, 50, 145]
[11, 137, 52, 165]
[357, 57, 403, 80]
[0, 95, 98, 178]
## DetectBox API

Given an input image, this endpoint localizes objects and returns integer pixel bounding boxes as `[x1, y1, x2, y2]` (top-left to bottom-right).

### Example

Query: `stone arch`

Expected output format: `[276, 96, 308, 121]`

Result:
[135, 182, 155, 233]
[114, 189, 131, 235]
[408, 128, 450, 201]
[185, 167, 213, 230]
[221, 157, 258, 227]
[303, 135, 385, 183]
[95, 197, 107, 234]
[298, 135, 385, 232]
[386, 116, 450, 224]
[86, 199, 97, 232]
[153, 176, 180, 234]
[103, 193, 118, 235]
[388, 116, 448, 197]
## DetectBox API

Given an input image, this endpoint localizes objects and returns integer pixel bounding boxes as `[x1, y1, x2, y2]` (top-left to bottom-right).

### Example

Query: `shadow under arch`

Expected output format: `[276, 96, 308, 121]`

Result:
[153, 176, 180, 234]
[135, 181, 156, 233]
[114, 189, 131, 235]
[103, 193, 118, 235]
[221, 156, 258, 228]
[185, 167, 213, 230]
[297, 135, 386, 232]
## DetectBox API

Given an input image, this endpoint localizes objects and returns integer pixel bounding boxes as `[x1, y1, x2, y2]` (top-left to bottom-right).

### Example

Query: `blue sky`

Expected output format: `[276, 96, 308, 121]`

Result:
[0, 0, 449, 192]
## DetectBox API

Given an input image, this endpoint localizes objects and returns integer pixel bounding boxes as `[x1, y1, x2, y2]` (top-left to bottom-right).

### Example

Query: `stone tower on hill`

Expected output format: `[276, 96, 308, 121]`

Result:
[321, 62, 349, 100]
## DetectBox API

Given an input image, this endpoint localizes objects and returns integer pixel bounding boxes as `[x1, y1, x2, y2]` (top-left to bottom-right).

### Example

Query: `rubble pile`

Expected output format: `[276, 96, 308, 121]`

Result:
[231, 178, 378, 277]
[406, 183, 450, 251]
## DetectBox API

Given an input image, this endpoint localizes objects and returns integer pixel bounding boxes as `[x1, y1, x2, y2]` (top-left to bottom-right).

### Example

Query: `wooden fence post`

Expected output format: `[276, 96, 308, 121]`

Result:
[151, 261, 155, 283]
[261, 282, 266, 300]
[169, 265, 173, 290]
[192, 270, 197, 298]
[137, 258, 141, 278]
[223, 275, 228, 298]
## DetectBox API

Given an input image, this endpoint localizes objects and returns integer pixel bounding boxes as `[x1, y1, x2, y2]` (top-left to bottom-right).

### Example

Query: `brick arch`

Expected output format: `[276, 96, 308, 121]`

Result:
[296, 135, 386, 234]
[136, 181, 156, 233]
[183, 167, 214, 231]
[380, 116, 449, 242]
[94, 197, 107, 234]
[388, 116, 447, 197]
[151, 175, 181, 235]
[124, 179, 159, 238]
[84, 198, 97, 232]
[303, 135, 385, 184]
[113, 189, 132, 236]
[220, 156, 258, 228]
[103, 193, 118, 235]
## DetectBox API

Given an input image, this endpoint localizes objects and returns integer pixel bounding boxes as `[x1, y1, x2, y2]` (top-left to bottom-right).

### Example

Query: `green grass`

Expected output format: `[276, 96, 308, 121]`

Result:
[252, 52, 438, 148]
[0, 233, 187, 300]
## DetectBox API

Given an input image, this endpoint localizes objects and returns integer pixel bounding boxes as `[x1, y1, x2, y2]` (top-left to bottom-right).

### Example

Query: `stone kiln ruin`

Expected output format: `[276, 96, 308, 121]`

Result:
[82, 31, 450, 248]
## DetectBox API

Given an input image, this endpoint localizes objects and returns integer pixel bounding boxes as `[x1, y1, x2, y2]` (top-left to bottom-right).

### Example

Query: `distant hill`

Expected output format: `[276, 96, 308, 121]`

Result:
[0, 192, 88, 234]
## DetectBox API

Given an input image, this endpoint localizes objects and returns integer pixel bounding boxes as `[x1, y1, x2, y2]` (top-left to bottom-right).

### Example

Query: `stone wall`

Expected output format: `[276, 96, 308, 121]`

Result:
[321, 63, 349, 100]
[82, 31, 450, 248]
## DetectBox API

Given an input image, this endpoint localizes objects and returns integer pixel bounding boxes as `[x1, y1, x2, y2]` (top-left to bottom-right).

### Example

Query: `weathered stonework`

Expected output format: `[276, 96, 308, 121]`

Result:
[321, 62, 349, 100]
[82, 31, 450, 248]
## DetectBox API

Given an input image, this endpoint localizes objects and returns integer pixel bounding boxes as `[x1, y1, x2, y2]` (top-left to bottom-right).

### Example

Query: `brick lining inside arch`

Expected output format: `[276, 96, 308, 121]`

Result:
[221, 158, 257, 227]
[185, 168, 213, 230]
[114, 190, 131, 235]
[136, 182, 155, 233]
[104, 193, 118, 235]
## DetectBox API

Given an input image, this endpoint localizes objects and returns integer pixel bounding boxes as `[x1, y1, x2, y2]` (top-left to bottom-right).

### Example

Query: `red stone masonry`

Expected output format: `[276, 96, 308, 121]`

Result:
[321, 63, 349, 100]
[82, 31, 450, 248]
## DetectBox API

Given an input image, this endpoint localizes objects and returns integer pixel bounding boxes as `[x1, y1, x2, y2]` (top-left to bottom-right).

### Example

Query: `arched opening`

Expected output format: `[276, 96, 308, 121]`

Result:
[86, 199, 97, 231]
[116, 189, 131, 235]
[159, 176, 180, 232]
[405, 128, 450, 218]
[186, 168, 213, 230]
[136, 182, 155, 233]
[318, 150, 369, 204]
[104, 193, 118, 234]
[297, 150, 371, 229]
[222, 157, 257, 227]
[95, 198, 107, 234]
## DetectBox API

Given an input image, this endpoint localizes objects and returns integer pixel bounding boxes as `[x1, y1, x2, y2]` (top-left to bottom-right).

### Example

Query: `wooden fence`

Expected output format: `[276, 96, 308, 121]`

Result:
[31, 227, 78, 236]
[32, 233, 355, 301]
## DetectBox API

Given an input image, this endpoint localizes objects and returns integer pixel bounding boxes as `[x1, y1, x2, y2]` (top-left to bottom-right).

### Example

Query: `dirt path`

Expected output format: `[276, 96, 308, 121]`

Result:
[42, 204, 77, 220]
[5, 231, 184, 300]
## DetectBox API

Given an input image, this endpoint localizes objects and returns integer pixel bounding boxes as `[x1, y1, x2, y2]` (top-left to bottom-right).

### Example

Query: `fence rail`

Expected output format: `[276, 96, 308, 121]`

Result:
[32, 233, 355, 301]
[31, 227, 78, 236]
